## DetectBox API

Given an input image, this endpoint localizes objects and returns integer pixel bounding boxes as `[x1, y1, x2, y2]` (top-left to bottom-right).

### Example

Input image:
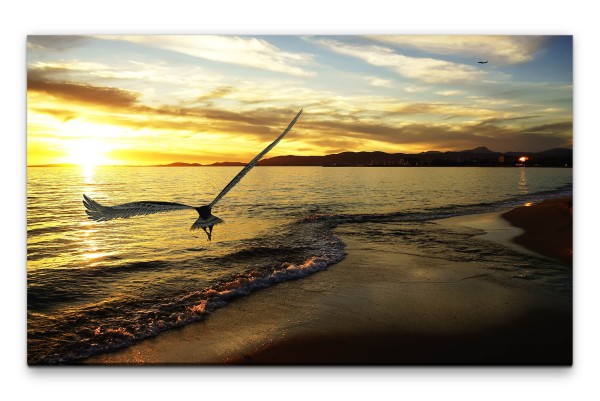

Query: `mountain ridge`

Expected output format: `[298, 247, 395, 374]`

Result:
[29, 147, 573, 167]
[257, 147, 572, 167]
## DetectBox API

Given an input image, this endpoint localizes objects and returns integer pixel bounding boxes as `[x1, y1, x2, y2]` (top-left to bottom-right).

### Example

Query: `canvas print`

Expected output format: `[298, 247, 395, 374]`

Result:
[27, 35, 572, 365]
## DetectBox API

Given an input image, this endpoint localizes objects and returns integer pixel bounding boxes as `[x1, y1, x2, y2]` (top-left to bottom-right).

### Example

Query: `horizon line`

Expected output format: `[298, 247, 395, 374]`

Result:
[27, 146, 572, 168]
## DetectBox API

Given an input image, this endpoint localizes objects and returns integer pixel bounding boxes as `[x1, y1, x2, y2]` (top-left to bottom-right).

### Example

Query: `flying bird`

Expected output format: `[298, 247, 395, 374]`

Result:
[477, 60, 488, 64]
[83, 109, 303, 241]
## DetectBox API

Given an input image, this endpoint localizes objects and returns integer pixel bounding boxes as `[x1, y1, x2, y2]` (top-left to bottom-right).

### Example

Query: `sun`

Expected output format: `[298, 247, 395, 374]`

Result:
[65, 138, 112, 168]
[58, 120, 123, 168]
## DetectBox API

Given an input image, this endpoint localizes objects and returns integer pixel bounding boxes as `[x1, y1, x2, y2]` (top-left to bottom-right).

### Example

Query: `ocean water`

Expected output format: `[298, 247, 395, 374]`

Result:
[27, 166, 572, 364]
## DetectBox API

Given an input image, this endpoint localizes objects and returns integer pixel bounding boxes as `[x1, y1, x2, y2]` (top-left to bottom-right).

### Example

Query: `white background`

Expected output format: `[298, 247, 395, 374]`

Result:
[2, 1, 598, 400]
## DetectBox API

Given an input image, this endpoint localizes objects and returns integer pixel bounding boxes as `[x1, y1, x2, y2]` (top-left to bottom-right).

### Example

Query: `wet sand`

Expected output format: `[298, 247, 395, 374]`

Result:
[85, 198, 573, 366]
[502, 197, 573, 265]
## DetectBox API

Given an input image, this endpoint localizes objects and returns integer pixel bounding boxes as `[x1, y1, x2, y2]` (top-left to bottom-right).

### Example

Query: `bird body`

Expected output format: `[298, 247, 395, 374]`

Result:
[83, 109, 303, 241]
[477, 60, 488, 64]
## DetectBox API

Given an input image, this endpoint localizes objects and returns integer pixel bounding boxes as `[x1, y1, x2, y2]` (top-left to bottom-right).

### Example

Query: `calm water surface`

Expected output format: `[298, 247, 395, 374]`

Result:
[27, 166, 572, 364]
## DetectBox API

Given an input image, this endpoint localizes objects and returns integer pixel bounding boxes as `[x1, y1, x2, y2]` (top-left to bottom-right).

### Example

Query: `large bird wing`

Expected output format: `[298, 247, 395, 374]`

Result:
[209, 108, 303, 208]
[83, 194, 195, 222]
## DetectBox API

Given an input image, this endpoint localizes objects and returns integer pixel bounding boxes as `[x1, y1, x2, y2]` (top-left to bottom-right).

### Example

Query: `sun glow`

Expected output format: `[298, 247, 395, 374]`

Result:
[65, 138, 113, 167]
[57, 120, 126, 167]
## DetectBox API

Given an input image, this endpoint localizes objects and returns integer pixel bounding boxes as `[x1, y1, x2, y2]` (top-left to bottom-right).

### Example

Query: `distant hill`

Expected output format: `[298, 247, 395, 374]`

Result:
[151, 161, 245, 167]
[536, 148, 574, 158]
[208, 161, 246, 167]
[159, 162, 204, 167]
[28, 147, 573, 168]
[258, 147, 572, 167]
[461, 146, 497, 154]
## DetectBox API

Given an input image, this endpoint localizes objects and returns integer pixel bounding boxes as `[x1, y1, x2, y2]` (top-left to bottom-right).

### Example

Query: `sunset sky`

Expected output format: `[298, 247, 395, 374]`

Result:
[26, 35, 572, 166]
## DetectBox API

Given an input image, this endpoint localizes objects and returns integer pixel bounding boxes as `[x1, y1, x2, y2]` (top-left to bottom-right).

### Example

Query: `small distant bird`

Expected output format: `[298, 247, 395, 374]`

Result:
[83, 109, 303, 241]
[477, 60, 488, 64]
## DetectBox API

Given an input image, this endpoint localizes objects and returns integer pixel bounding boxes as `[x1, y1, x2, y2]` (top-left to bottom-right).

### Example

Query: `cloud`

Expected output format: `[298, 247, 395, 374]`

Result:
[26, 61, 123, 91]
[27, 62, 571, 162]
[107, 148, 211, 165]
[27, 71, 139, 108]
[27, 73, 303, 143]
[28, 107, 77, 123]
[365, 77, 393, 87]
[435, 90, 462, 96]
[370, 35, 547, 64]
[101, 35, 317, 77]
[519, 121, 572, 136]
[27, 35, 88, 51]
[316, 39, 485, 84]
[196, 86, 235, 103]
[391, 102, 502, 119]
[301, 136, 368, 155]
[299, 107, 572, 152]
[30, 72, 567, 153]
[404, 85, 429, 93]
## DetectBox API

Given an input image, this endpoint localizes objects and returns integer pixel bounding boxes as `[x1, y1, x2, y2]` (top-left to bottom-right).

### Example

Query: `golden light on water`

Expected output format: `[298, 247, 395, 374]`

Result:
[80, 225, 115, 266]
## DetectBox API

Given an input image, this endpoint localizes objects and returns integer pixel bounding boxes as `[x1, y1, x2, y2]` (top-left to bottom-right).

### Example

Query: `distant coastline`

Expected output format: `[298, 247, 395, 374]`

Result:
[28, 146, 573, 168]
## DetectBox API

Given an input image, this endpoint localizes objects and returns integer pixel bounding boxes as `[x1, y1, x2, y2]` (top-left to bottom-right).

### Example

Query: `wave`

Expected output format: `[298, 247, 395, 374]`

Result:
[301, 185, 573, 226]
[27, 185, 571, 365]
[27, 218, 345, 365]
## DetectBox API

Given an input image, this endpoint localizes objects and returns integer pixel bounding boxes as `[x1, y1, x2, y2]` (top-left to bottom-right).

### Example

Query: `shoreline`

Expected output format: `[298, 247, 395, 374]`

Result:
[84, 197, 573, 366]
[501, 197, 572, 265]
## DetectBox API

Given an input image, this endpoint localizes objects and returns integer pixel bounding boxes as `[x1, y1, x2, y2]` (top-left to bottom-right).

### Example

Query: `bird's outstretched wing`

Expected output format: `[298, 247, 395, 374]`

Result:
[209, 108, 303, 208]
[83, 194, 195, 222]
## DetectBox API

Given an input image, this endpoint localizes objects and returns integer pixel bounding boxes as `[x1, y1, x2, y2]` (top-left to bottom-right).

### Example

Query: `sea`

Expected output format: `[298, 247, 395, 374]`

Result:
[27, 166, 573, 364]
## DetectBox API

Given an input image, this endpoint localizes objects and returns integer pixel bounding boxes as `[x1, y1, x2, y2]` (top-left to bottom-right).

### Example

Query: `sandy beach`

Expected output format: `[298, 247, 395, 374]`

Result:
[85, 197, 573, 366]
[502, 197, 573, 265]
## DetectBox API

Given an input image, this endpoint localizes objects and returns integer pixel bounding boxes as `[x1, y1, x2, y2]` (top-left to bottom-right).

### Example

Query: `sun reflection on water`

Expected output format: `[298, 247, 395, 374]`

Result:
[79, 220, 114, 266]
[80, 164, 97, 184]
[518, 169, 528, 194]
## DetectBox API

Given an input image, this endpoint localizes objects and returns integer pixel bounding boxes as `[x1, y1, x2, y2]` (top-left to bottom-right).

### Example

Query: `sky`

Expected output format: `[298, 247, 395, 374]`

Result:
[26, 35, 573, 166]
[9, 0, 600, 395]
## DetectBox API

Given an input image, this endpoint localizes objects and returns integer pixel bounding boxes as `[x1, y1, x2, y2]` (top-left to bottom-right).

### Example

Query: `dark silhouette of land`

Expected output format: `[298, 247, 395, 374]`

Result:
[29, 147, 573, 168]
[257, 147, 572, 167]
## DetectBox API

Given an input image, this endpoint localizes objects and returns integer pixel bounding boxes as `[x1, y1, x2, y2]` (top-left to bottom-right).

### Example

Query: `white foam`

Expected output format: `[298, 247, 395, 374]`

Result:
[201, 251, 345, 314]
